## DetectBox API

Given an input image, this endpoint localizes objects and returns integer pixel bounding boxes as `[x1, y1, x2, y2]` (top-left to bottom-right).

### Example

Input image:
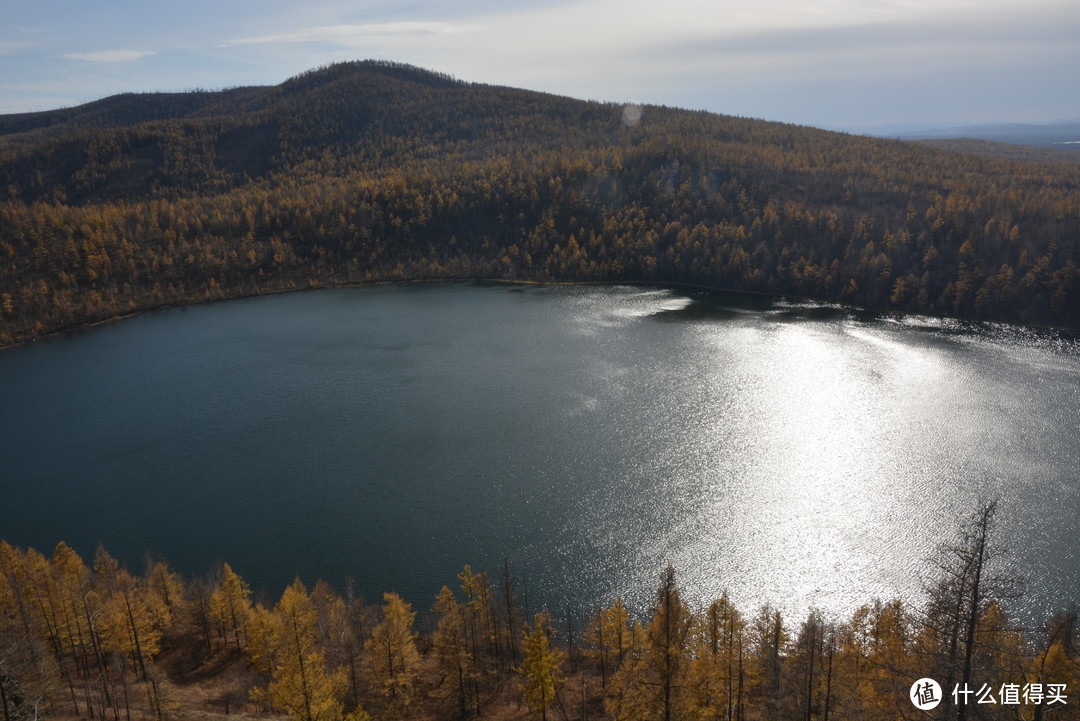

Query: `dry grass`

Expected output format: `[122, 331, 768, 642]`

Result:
[39, 640, 608, 720]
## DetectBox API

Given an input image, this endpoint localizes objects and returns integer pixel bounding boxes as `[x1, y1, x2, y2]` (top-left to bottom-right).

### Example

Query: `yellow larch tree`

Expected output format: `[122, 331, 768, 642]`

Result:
[1035, 611, 1079, 711]
[210, 562, 251, 651]
[94, 548, 161, 678]
[245, 602, 279, 675]
[365, 592, 421, 716]
[606, 568, 692, 721]
[519, 609, 565, 721]
[145, 559, 185, 635]
[51, 541, 112, 720]
[584, 597, 633, 690]
[311, 579, 362, 706]
[0, 542, 61, 721]
[431, 584, 475, 718]
[255, 578, 347, 721]
[93, 547, 174, 720]
[684, 591, 746, 721]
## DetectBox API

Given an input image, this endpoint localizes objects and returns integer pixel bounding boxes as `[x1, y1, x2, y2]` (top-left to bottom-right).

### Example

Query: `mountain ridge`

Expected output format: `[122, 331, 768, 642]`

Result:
[0, 60, 1077, 345]
[0, 62, 463, 132]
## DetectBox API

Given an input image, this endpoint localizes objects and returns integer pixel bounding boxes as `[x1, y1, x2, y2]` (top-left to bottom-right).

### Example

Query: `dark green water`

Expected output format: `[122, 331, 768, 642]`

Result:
[1, 283, 1077, 622]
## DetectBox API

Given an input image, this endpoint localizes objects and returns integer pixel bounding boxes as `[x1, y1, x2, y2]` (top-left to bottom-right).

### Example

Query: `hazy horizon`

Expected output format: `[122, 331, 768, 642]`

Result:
[3, 62, 1080, 140]
[3, 0, 1079, 132]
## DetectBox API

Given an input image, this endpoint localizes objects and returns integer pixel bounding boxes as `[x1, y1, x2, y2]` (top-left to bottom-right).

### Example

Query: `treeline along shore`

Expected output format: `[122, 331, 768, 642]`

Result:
[1, 501, 1077, 720]
[1, 60, 1079, 348]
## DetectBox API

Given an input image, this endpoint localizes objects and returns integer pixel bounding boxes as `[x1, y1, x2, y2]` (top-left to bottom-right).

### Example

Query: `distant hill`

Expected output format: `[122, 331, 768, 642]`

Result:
[0, 60, 1077, 346]
[0, 87, 265, 139]
[883, 120, 1080, 150]
[912, 138, 1080, 163]
[0, 62, 476, 204]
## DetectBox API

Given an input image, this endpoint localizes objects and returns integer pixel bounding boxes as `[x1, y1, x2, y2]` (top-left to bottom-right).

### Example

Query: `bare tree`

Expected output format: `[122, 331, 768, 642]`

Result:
[920, 499, 1023, 721]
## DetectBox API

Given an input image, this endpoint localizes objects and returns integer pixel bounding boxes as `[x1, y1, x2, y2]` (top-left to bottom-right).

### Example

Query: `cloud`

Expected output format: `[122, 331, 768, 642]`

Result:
[634, 0, 1080, 85]
[14, 0, 1070, 125]
[62, 50, 156, 63]
[437, 0, 1079, 87]
[228, 21, 482, 46]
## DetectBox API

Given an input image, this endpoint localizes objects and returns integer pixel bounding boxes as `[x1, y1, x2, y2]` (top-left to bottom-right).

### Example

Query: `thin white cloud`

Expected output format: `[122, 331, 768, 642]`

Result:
[8, 0, 1074, 125]
[432, 0, 1080, 89]
[62, 50, 156, 62]
[228, 21, 482, 46]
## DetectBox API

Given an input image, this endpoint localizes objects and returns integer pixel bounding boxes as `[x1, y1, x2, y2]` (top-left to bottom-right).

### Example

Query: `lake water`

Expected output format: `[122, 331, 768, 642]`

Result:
[1, 283, 1077, 625]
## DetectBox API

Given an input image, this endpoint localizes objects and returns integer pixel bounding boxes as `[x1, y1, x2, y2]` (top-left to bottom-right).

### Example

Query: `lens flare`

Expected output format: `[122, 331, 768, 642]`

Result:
[622, 103, 643, 127]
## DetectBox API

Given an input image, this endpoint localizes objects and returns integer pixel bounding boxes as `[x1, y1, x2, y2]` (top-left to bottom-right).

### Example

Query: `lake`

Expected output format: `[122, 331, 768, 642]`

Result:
[1, 283, 1077, 625]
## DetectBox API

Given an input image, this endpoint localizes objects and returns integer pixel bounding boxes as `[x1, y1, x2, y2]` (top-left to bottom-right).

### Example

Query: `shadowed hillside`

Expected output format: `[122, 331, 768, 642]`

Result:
[1, 60, 1078, 346]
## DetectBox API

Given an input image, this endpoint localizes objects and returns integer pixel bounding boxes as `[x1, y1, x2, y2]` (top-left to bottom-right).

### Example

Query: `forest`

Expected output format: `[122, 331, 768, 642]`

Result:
[0, 502, 1076, 721]
[1, 60, 1079, 348]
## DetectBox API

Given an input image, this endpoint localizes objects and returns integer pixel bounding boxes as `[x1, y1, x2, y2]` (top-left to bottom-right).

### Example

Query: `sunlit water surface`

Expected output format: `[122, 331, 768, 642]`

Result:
[1, 284, 1077, 624]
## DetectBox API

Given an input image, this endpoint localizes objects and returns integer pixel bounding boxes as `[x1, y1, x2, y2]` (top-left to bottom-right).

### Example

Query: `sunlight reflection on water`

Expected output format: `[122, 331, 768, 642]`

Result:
[530, 287, 1078, 624]
[0, 283, 1076, 627]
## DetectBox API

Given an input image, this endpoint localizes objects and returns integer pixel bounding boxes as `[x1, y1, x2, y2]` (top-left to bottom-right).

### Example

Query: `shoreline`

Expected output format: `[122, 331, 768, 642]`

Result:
[1, 275, 1075, 353]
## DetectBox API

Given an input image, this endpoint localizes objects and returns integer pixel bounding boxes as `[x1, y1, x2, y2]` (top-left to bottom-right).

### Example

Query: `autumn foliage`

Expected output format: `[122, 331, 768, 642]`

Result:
[1, 502, 1077, 720]
[1, 61, 1078, 348]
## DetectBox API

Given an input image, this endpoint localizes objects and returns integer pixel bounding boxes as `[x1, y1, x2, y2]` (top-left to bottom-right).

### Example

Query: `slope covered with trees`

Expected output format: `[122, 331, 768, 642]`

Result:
[1, 503, 1076, 720]
[913, 138, 1080, 164]
[1, 60, 1079, 348]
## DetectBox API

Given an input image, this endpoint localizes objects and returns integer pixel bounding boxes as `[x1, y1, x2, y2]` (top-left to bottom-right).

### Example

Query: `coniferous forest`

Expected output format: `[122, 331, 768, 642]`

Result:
[1, 503, 1077, 721]
[2, 61, 1079, 720]
[1, 60, 1079, 348]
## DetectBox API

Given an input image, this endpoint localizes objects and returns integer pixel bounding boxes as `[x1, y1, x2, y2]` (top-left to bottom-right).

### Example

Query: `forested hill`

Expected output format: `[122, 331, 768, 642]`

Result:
[1, 60, 1078, 347]
[913, 138, 1080, 164]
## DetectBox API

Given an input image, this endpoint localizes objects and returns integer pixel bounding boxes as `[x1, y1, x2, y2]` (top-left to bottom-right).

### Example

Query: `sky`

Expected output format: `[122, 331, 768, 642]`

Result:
[2, 0, 1079, 132]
